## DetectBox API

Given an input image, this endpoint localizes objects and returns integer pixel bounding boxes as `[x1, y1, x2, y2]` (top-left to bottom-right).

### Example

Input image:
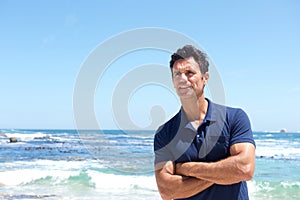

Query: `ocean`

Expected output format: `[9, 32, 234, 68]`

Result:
[0, 129, 299, 200]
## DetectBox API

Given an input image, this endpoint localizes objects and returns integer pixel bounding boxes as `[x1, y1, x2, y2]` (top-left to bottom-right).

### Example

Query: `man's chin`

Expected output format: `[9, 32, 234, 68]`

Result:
[178, 93, 196, 100]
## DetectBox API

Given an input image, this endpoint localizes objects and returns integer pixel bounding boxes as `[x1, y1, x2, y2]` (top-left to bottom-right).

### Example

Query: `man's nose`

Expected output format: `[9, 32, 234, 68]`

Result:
[179, 73, 188, 82]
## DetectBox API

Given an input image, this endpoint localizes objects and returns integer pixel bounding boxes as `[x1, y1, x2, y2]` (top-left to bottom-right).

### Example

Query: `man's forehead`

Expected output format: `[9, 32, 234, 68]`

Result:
[173, 57, 199, 70]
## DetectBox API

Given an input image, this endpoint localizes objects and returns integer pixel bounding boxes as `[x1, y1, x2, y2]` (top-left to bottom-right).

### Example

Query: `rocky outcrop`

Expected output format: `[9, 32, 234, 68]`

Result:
[9, 137, 18, 143]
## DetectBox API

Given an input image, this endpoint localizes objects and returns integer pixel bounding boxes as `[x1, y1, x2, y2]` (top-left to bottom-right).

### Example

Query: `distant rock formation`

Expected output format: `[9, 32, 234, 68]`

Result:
[280, 128, 287, 133]
[9, 137, 18, 143]
[0, 133, 7, 137]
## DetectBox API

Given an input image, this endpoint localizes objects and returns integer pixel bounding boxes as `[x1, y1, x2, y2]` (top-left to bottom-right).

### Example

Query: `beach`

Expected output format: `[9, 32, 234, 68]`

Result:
[0, 129, 299, 199]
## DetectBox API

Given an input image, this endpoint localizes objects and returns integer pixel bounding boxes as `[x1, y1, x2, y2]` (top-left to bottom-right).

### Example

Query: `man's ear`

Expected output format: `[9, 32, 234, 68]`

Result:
[203, 72, 209, 84]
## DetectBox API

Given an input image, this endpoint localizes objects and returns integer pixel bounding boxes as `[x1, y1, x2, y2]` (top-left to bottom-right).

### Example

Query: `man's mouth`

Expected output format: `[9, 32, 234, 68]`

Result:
[179, 86, 192, 89]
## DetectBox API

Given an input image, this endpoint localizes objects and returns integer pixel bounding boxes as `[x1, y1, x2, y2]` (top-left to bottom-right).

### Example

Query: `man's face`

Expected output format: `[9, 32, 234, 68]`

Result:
[172, 57, 208, 100]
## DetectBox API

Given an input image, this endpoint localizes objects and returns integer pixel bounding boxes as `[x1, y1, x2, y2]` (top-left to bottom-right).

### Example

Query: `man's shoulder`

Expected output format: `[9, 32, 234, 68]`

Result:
[211, 101, 247, 117]
[154, 110, 181, 149]
[156, 110, 181, 135]
[224, 105, 249, 120]
[208, 100, 250, 127]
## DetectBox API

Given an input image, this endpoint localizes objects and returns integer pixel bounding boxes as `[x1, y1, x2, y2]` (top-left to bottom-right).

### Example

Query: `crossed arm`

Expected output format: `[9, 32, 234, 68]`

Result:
[154, 142, 255, 200]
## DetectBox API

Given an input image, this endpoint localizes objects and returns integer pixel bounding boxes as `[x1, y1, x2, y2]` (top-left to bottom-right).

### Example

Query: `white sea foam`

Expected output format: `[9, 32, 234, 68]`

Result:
[248, 180, 274, 194]
[280, 181, 300, 188]
[0, 165, 158, 194]
[0, 164, 298, 200]
[0, 169, 78, 186]
[1, 160, 103, 171]
[87, 170, 157, 191]
[255, 143, 300, 159]
[4, 132, 52, 142]
[0, 161, 97, 187]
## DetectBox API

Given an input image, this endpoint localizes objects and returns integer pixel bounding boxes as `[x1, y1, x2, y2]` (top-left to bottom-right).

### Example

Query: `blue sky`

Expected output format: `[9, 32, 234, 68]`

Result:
[0, 0, 299, 131]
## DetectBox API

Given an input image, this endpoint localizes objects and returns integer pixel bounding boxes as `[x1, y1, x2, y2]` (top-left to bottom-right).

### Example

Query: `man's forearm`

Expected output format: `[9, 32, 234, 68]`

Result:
[176, 143, 255, 185]
[176, 156, 251, 184]
[156, 174, 213, 199]
[155, 161, 213, 199]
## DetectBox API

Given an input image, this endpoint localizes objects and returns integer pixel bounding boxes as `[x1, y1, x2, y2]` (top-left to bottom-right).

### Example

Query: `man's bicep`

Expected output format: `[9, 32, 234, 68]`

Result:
[230, 142, 256, 181]
[230, 142, 255, 157]
[230, 142, 256, 174]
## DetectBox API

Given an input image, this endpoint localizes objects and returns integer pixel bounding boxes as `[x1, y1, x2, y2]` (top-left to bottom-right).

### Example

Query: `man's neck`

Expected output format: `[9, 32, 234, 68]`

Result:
[181, 96, 208, 126]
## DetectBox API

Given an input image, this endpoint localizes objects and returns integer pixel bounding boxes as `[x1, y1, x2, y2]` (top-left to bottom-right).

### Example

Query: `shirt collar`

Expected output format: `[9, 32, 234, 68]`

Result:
[204, 98, 214, 122]
[179, 98, 216, 131]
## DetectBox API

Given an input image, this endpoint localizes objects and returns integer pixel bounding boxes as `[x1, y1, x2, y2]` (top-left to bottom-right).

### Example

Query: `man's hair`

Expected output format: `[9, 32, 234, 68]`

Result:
[169, 45, 209, 74]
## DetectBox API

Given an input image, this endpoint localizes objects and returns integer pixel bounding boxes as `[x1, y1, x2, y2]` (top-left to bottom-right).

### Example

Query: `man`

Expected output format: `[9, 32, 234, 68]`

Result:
[154, 45, 255, 200]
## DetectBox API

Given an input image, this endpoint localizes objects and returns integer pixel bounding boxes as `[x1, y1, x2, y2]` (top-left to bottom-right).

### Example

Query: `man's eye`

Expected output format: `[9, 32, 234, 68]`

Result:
[186, 71, 194, 75]
[174, 72, 180, 76]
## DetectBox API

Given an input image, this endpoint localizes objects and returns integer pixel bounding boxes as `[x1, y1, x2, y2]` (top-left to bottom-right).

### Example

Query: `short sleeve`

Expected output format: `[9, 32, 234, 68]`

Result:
[153, 126, 174, 165]
[229, 108, 256, 147]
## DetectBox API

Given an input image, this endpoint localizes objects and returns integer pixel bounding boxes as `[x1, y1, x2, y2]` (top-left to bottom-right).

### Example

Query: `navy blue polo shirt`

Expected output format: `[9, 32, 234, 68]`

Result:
[154, 99, 255, 200]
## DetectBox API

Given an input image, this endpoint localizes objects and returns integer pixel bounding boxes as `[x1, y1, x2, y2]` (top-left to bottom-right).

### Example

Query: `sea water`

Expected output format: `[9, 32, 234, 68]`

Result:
[0, 129, 299, 199]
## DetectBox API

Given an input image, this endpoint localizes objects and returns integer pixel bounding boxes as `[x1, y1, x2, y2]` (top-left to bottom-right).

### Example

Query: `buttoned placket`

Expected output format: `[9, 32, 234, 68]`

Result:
[184, 120, 206, 159]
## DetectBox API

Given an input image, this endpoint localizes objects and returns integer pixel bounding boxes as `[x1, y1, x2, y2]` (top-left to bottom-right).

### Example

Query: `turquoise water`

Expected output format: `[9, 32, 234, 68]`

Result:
[250, 132, 300, 200]
[0, 129, 299, 199]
